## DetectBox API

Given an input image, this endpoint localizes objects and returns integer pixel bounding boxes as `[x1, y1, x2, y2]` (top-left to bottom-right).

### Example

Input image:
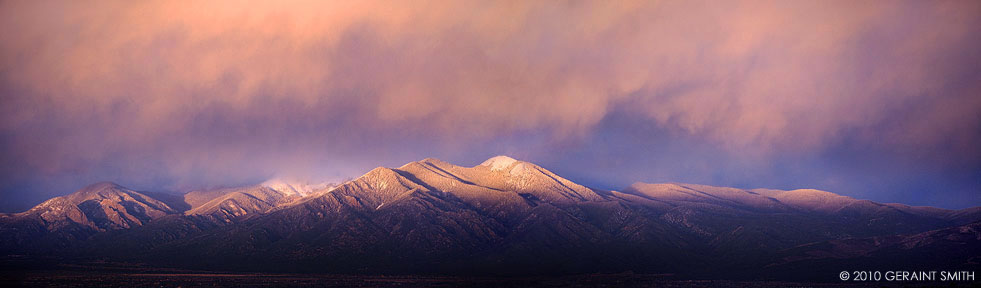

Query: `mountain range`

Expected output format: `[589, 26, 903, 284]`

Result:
[1, 156, 978, 280]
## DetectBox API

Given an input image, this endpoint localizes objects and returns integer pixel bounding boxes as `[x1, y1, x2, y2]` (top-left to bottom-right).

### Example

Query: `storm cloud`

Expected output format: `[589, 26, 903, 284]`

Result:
[1, 0, 979, 211]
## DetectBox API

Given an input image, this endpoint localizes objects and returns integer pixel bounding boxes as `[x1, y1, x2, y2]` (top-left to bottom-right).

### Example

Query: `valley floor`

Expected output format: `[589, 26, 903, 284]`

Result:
[1, 269, 972, 288]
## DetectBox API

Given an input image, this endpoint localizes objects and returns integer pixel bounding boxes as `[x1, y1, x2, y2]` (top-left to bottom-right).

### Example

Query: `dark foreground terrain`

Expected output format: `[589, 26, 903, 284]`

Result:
[1, 261, 977, 288]
[5, 270, 971, 288]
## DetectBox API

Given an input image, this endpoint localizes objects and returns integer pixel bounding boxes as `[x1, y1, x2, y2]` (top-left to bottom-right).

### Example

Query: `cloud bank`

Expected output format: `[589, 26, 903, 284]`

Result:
[1, 0, 979, 210]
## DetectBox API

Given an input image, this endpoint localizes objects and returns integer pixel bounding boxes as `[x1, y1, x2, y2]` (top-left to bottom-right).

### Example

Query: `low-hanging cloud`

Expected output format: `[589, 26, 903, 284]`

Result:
[1, 0, 979, 208]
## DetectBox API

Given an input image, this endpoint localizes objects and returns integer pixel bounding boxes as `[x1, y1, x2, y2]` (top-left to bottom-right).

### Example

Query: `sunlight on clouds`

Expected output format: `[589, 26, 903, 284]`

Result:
[0, 0, 978, 202]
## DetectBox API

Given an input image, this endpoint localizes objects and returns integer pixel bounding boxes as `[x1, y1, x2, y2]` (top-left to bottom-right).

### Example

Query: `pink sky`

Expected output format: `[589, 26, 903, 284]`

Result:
[1, 0, 979, 210]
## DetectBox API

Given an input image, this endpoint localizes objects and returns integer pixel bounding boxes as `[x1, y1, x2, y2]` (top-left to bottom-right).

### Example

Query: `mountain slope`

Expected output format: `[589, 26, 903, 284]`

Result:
[0, 182, 179, 253]
[760, 221, 981, 281]
[103, 156, 977, 275]
[1, 156, 977, 279]
[186, 186, 301, 224]
[0, 182, 177, 231]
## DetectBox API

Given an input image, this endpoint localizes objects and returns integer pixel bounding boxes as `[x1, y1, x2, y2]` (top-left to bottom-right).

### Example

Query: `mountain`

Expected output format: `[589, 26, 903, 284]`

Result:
[178, 179, 337, 224]
[185, 185, 305, 224]
[762, 221, 981, 281]
[1, 156, 978, 280]
[260, 178, 333, 197]
[622, 183, 955, 239]
[0, 182, 178, 253]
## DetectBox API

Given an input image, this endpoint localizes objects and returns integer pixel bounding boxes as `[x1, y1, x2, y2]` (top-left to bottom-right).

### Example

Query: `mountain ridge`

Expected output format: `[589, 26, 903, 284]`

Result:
[1, 155, 977, 279]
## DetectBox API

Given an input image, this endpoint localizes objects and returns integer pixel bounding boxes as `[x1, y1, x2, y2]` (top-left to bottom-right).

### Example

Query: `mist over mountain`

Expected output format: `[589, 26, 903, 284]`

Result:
[3, 0, 981, 215]
[1, 156, 977, 281]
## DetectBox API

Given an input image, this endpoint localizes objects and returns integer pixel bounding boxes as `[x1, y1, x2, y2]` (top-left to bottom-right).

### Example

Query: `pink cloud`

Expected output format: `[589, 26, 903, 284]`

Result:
[0, 0, 978, 185]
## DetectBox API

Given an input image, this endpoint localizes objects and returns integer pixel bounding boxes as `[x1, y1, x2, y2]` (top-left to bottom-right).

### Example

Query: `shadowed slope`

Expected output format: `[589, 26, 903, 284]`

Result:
[0, 182, 179, 253]
[1, 156, 978, 279]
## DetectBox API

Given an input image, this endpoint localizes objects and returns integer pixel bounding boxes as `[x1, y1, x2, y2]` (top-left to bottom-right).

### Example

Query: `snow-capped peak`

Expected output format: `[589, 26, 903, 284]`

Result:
[261, 178, 331, 197]
[481, 155, 519, 171]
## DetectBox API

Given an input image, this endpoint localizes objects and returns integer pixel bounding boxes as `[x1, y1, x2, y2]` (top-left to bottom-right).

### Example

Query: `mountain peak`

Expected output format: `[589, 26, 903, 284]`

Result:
[79, 181, 124, 192]
[68, 182, 128, 201]
[420, 157, 446, 164]
[16, 181, 177, 231]
[480, 155, 520, 171]
[261, 178, 331, 197]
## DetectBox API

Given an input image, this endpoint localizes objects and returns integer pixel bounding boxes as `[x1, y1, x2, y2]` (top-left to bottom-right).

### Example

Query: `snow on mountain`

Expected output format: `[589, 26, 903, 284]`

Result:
[185, 186, 294, 223]
[5, 182, 177, 231]
[624, 182, 790, 211]
[261, 178, 333, 197]
[481, 155, 520, 171]
[178, 178, 337, 224]
[408, 156, 605, 203]
[2, 156, 979, 277]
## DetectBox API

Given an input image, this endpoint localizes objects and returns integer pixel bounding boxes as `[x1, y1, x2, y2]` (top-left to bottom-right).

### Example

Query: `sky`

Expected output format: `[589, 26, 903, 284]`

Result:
[1, 0, 979, 211]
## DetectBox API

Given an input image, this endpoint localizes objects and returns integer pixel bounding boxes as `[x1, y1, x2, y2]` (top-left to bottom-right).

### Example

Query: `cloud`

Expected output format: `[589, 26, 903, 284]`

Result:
[0, 0, 979, 207]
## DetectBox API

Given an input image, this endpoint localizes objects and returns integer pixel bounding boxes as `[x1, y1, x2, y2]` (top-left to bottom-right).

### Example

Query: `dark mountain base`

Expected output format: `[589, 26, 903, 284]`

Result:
[6, 269, 961, 288]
